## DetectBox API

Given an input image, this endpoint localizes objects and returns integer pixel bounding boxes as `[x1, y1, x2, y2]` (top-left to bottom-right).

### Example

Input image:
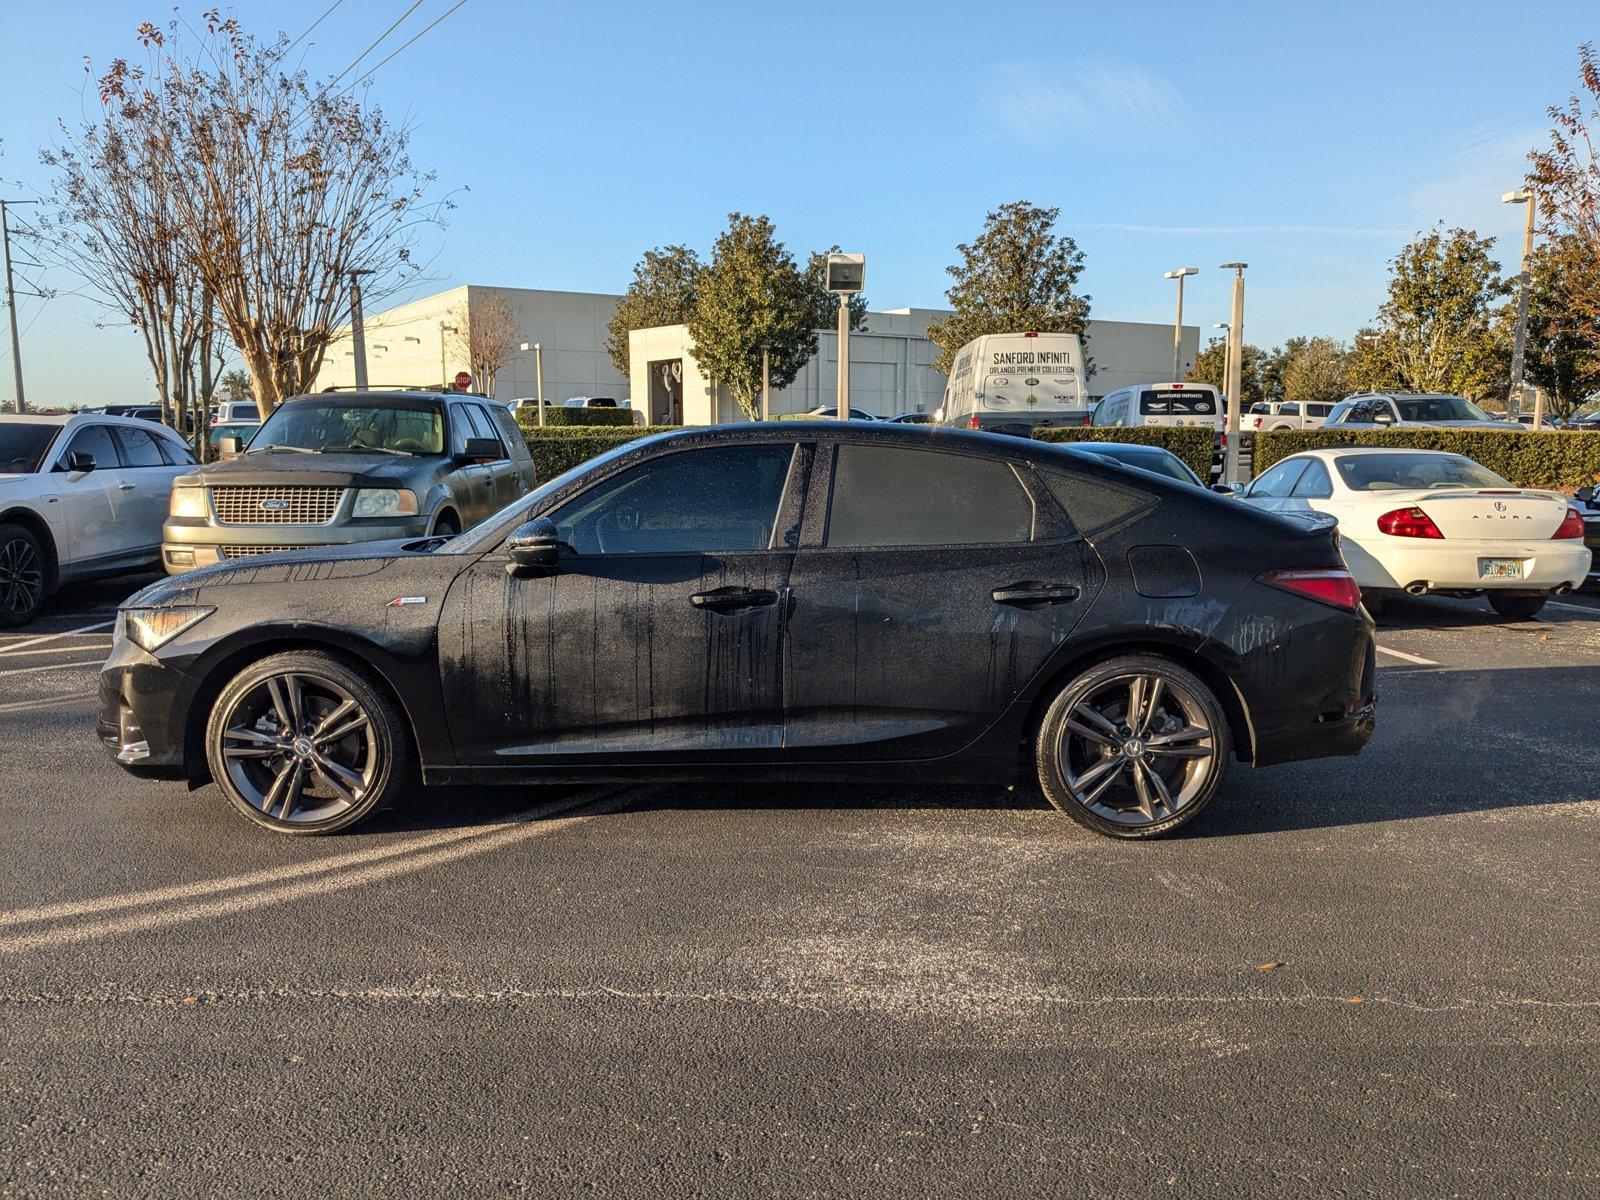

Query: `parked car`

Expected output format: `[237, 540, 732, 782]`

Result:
[804, 406, 879, 420]
[204, 421, 260, 459]
[1573, 484, 1600, 587]
[563, 396, 618, 408]
[1324, 392, 1523, 431]
[1237, 447, 1587, 619]
[103, 423, 1375, 838]
[1092, 383, 1222, 432]
[0, 413, 196, 625]
[1058, 441, 1208, 489]
[886, 411, 934, 424]
[210, 401, 261, 424]
[160, 390, 536, 573]
[1249, 400, 1334, 431]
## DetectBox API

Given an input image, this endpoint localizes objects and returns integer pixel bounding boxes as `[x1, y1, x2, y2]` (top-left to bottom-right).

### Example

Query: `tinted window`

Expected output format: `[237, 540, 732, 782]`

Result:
[485, 405, 529, 459]
[1140, 389, 1216, 416]
[1278, 403, 1300, 416]
[0, 424, 57, 473]
[1394, 396, 1492, 422]
[826, 445, 1034, 547]
[158, 434, 197, 465]
[1246, 459, 1309, 499]
[1308, 404, 1332, 417]
[1249, 402, 1273, 415]
[114, 426, 166, 467]
[466, 404, 506, 455]
[551, 444, 794, 555]
[58, 424, 121, 471]
[1289, 460, 1332, 498]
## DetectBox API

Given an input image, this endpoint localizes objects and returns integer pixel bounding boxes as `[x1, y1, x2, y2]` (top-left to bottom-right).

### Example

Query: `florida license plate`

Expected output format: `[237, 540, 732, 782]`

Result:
[1479, 558, 1526, 580]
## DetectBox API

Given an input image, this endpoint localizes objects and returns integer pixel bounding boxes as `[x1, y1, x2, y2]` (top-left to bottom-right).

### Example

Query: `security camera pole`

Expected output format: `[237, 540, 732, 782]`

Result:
[1220, 263, 1248, 483]
[1164, 267, 1198, 380]
[825, 253, 866, 419]
[1501, 188, 1536, 422]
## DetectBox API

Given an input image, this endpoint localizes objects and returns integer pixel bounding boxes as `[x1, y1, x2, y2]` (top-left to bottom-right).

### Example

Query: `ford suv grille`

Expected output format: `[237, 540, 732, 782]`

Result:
[211, 486, 346, 525]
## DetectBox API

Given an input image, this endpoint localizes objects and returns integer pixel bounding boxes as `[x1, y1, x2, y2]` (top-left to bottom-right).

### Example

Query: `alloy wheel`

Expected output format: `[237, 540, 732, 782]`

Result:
[217, 671, 378, 824]
[0, 536, 44, 622]
[1055, 671, 1217, 827]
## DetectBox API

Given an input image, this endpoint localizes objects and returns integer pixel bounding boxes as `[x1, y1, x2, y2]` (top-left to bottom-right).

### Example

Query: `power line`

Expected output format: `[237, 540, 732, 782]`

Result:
[321, 0, 427, 94]
[282, 0, 348, 58]
[325, 0, 471, 102]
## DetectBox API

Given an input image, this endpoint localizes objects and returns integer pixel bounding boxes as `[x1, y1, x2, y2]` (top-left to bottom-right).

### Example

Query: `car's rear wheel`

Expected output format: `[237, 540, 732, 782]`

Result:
[204, 651, 410, 835]
[0, 523, 46, 628]
[1035, 654, 1231, 839]
[1487, 593, 1546, 621]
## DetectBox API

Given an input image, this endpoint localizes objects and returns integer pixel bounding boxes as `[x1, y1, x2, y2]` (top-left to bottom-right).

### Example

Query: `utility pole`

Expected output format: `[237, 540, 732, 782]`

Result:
[1501, 188, 1536, 417]
[1164, 267, 1198, 380]
[1221, 263, 1248, 484]
[348, 270, 374, 391]
[1, 200, 38, 414]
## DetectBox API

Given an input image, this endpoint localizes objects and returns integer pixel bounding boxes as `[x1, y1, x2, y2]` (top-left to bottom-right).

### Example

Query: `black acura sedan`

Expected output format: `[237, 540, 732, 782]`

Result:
[99, 424, 1376, 839]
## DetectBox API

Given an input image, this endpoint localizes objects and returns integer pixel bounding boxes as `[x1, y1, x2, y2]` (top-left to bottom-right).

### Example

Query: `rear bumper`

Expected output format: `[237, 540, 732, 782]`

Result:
[1345, 538, 1589, 592]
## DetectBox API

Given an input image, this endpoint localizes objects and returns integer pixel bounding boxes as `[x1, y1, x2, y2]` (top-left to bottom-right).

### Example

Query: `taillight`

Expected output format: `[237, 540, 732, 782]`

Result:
[1080, 414, 1092, 426]
[1377, 506, 1444, 539]
[967, 415, 981, 429]
[1252, 417, 1262, 429]
[1553, 506, 1584, 539]
[1259, 568, 1363, 611]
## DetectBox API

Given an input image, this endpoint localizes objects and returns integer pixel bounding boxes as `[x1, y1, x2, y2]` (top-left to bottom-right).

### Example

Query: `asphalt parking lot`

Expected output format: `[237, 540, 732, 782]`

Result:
[1, 579, 1596, 1196]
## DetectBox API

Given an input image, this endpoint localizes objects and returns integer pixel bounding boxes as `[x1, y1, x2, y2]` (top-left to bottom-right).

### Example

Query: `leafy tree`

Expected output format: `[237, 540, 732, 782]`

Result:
[1351, 226, 1510, 400]
[802, 245, 868, 334]
[926, 200, 1092, 375]
[1530, 42, 1600, 334]
[605, 245, 702, 378]
[1521, 234, 1600, 418]
[1277, 337, 1352, 406]
[218, 369, 252, 404]
[1189, 336, 1266, 405]
[686, 213, 817, 420]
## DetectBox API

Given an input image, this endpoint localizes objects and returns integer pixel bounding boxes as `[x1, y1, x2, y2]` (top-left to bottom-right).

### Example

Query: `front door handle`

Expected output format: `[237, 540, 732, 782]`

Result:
[691, 587, 779, 613]
[992, 583, 1080, 607]
[117, 482, 136, 492]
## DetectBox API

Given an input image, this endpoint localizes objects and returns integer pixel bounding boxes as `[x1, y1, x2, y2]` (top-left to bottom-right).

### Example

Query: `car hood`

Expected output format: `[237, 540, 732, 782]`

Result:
[184, 450, 437, 487]
[124, 537, 449, 607]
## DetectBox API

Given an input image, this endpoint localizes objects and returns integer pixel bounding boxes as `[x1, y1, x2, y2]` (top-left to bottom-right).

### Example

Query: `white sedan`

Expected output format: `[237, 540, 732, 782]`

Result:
[1237, 447, 1588, 620]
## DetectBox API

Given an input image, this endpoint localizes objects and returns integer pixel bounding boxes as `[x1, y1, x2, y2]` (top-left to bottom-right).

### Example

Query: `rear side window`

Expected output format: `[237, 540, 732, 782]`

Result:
[485, 405, 531, 461]
[158, 435, 197, 466]
[1246, 458, 1310, 498]
[825, 445, 1034, 547]
[113, 426, 167, 467]
[1289, 460, 1332, 498]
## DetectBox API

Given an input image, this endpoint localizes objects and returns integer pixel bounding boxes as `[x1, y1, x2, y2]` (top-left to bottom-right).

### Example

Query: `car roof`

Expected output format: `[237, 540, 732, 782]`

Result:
[0, 411, 183, 435]
[1067, 441, 1175, 457]
[286, 390, 461, 406]
[1293, 446, 1468, 461]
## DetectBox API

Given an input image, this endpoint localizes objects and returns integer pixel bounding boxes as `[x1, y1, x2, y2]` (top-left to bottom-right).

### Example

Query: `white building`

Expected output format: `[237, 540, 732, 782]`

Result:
[315, 286, 1199, 423]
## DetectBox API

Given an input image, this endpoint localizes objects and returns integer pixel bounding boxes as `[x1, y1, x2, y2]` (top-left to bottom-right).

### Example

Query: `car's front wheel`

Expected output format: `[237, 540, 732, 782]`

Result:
[204, 651, 411, 834]
[1487, 593, 1546, 621]
[0, 523, 46, 628]
[1035, 654, 1231, 839]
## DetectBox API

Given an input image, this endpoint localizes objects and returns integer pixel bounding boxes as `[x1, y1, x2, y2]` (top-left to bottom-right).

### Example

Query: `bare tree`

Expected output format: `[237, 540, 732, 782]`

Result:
[446, 291, 523, 396]
[1529, 41, 1600, 330]
[60, 12, 447, 418]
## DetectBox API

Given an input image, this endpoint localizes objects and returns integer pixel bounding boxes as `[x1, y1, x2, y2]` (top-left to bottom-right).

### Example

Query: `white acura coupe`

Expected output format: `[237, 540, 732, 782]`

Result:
[1237, 447, 1588, 620]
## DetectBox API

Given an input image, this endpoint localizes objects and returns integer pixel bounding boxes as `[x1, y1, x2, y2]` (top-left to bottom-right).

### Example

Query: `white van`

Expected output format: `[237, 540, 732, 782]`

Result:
[936, 332, 1088, 436]
[1091, 382, 1222, 430]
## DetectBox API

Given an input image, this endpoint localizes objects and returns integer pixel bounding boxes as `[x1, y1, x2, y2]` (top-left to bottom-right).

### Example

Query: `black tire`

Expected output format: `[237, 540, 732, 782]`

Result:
[0, 523, 47, 628]
[1035, 654, 1232, 840]
[204, 650, 412, 835]
[431, 511, 460, 537]
[1487, 593, 1546, 621]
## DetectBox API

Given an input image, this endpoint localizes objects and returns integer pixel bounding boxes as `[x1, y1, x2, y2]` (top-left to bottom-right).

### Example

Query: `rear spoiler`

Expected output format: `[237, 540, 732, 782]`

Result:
[1270, 509, 1339, 538]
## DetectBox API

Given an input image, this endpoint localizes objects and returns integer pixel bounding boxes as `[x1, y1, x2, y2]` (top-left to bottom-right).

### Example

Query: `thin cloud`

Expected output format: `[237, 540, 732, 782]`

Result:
[981, 61, 1212, 143]
[1401, 122, 1545, 236]
[1083, 222, 1414, 239]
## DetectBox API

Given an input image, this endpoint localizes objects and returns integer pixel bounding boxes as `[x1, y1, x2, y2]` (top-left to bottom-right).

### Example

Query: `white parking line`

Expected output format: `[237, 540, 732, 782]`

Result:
[0, 640, 114, 658]
[0, 693, 91, 716]
[1548, 600, 1600, 616]
[0, 620, 114, 656]
[0, 658, 106, 681]
[1375, 645, 1439, 666]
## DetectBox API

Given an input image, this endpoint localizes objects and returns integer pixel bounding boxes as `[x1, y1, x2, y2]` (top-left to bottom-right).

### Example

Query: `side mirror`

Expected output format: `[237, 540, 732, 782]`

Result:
[1576, 485, 1595, 504]
[505, 517, 566, 575]
[1210, 482, 1238, 496]
[1371, 411, 1395, 426]
[67, 451, 96, 473]
[459, 437, 502, 464]
[216, 436, 243, 458]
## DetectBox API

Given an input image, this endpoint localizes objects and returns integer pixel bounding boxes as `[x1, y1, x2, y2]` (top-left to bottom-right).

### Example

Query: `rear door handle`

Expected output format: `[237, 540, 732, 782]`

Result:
[691, 587, 780, 612]
[992, 583, 1080, 607]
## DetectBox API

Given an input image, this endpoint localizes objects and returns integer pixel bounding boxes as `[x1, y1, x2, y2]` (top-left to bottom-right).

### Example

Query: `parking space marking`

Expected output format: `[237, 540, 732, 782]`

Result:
[1374, 645, 1439, 666]
[0, 693, 92, 716]
[0, 786, 641, 955]
[1548, 600, 1600, 616]
[0, 640, 114, 658]
[0, 620, 114, 657]
[0, 659, 107, 680]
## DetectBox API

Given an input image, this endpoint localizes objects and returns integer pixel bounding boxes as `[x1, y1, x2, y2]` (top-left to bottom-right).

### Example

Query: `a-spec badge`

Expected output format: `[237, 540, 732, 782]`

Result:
[387, 596, 428, 607]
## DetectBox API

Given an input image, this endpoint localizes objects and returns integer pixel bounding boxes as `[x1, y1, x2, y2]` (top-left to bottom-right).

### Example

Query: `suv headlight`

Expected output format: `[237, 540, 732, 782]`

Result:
[169, 483, 208, 518]
[117, 605, 215, 652]
[351, 488, 420, 519]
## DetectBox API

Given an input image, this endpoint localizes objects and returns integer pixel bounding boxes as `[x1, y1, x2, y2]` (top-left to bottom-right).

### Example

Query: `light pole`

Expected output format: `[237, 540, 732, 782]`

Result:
[521, 341, 544, 426]
[1164, 267, 1198, 380]
[824, 253, 866, 418]
[1220, 263, 1248, 483]
[1501, 188, 1537, 421]
[348, 269, 374, 390]
[438, 321, 458, 390]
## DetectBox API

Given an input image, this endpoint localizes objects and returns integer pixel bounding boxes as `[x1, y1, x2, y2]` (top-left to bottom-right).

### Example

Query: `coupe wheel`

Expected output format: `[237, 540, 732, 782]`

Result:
[204, 651, 410, 834]
[1035, 654, 1231, 839]
[0, 523, 46, 628]
[1487, 593, 1546, 621]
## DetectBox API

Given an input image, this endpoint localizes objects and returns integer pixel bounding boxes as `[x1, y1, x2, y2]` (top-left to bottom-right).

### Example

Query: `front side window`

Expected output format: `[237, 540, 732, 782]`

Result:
[1289, 460, 1333, 498]
[825, 445, 1034, 548]
[1245, 458, 1310, 499]
[549, 443, 795, 555]
[251, 401, 445, 456]
[58, 425, 121, 471]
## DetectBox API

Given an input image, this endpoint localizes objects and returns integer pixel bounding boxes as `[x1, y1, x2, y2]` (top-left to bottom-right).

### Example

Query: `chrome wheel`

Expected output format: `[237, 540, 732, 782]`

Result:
[1054, 670, 1217, 827]
[0, 535, 44, 623]
[217, 671, 377, 825]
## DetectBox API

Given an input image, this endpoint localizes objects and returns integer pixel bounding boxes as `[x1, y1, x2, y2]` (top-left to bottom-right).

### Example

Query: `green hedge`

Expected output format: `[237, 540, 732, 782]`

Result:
[523, 426, 676, 478]
[516, 405, 639, 431]
[1032, 426, 1217, 480]
[1253, 428, 1600, 491]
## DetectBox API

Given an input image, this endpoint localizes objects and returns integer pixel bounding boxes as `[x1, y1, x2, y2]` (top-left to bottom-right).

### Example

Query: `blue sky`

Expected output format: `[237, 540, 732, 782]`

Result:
[0, 0, 1593, 406]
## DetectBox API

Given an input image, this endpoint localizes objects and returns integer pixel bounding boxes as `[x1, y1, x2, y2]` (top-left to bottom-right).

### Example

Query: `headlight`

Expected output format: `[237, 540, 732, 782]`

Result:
[117, 606, 215, 652]
[351, 488, 420, 518]
[169, 484, 208, 518]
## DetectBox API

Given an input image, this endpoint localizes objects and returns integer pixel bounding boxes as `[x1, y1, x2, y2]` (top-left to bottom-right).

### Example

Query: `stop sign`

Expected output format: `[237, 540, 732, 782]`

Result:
[454, 371, 473, 391]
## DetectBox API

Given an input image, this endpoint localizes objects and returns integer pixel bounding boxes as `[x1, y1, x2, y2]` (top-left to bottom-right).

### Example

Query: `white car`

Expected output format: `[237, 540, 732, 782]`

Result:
[0, 413, 196, 626]
[1248, 400, 1334, 431]
[1237, 447, 1588, 620]
[1324, 392, 1523, 431]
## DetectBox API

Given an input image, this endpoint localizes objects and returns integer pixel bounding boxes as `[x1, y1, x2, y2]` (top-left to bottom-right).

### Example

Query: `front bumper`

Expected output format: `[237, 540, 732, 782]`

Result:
[97, 634, 201, 778]
[162, 514, 431, 573]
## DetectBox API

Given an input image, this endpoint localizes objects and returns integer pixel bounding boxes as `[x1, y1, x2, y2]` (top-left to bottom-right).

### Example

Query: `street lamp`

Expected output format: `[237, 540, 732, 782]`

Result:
[1501, 187, 1537, 423]
[438, 322, 458, 390]
[1164, 267, 1199, 380]
[1219, 263, 1248, 483]
[520, 341, 545, 426]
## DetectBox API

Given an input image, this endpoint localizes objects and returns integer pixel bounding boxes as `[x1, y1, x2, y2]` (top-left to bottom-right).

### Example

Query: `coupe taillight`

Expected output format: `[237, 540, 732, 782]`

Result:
[1377, 506, 1444, 539]
[1553, 506, 1584, 539]
[1259, 568, 1363, 611]
[967, 415, 981, 429]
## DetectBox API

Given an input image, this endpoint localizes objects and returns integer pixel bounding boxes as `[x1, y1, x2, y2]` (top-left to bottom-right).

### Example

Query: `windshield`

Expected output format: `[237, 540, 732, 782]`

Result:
[1394, 396, 1493, 422]
[0, 424, 58, 473]
[250, 400, 445, 455]
[1335, 453, 1512, 491]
